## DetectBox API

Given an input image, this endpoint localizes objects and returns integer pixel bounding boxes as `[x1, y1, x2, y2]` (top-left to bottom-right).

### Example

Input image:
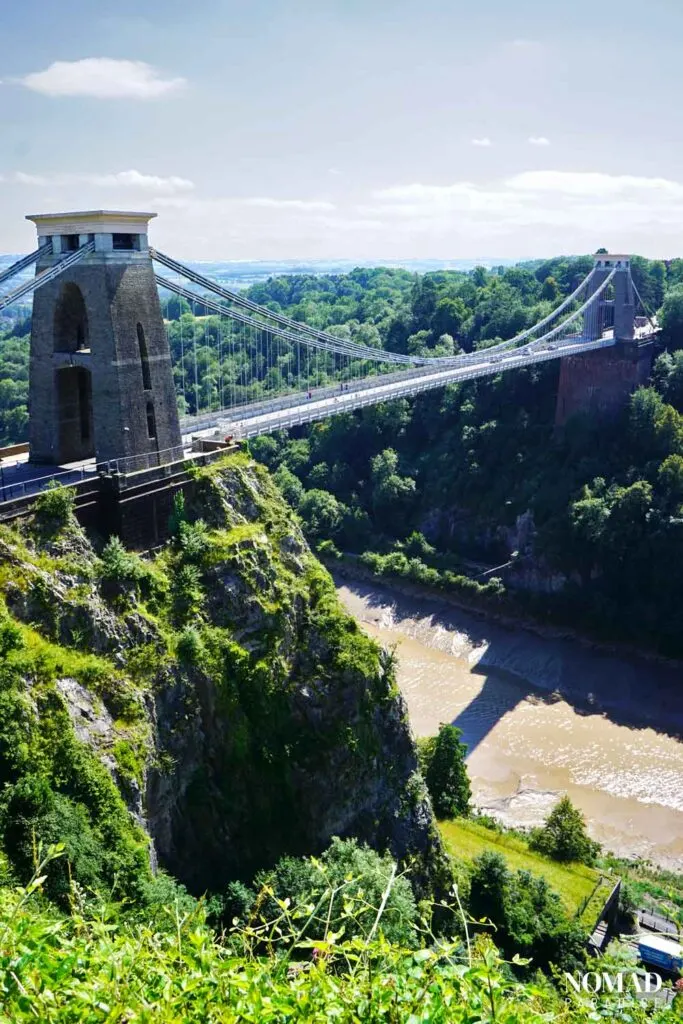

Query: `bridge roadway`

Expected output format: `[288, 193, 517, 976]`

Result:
[211, 333, 617, 440]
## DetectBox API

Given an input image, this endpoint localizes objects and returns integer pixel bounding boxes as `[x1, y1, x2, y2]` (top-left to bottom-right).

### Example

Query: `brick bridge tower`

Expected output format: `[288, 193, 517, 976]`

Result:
[26, 210, 182, 466]
[555, 254, 654, 426]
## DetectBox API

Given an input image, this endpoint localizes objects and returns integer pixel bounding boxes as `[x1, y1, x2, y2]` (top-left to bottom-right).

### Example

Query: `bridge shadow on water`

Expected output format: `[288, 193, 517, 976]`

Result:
[336, 575, 683, 755]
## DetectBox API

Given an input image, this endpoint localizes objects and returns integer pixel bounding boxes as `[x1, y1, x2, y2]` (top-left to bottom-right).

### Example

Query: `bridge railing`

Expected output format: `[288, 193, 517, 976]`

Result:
[0, 461, 98, 511]
[104, 443, 190, 477]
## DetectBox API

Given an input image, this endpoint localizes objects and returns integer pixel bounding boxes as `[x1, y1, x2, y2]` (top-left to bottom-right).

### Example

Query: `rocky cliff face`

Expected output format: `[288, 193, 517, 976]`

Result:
[0, 453, 445, 900]
[422, 505, 568, 594]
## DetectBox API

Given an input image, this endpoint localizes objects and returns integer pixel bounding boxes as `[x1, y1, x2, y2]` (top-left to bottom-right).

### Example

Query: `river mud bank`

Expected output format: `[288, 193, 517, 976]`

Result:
[335, 574, 683, 870]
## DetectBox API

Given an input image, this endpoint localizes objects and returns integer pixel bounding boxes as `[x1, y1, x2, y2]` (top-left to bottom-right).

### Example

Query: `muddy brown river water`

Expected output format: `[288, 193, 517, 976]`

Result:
[336, 577, 683, 870]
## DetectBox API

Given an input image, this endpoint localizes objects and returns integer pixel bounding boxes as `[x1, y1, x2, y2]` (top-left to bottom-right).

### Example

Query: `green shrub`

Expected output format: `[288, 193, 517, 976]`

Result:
[0, 857, 627, 1023]
[134, 871, 198, 931]
[0, 615, 24, 658]
[99, 536, 161, 607]
[113, 740, 144, 790]
[403, 531, 436, 558]
[168, 490, 187, 536]
[618, 881, 638, 927]
[171, 564, 205, 624]
[359, 550, 507, 603]
[273, 463, 304, 508]
[100, 535, 134, 577]
[211, 879, 257, 928]
[316, 538, 342, 560]
[33, 481, 75, 527]
[255, 836, 418, 947]
[2, 777, 108, 906]
[469, 851, 587, 973]
[177, 519, 211, 564]
[176, 625, 204, 666]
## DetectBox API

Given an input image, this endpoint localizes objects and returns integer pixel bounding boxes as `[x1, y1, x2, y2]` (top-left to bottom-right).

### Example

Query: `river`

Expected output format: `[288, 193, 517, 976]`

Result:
[336, 577, 683, 870]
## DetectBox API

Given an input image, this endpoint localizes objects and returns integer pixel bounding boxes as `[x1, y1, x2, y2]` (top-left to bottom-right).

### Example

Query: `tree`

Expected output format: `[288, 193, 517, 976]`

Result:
[410, 275, 438, 328]
[273, 464, 304, 508]
[370, 448, 417, 530]
[468, 851, 509, 926]
[385, 315, 411, 354]
[431, 297, 467, 339]
[421, 723, 471, 819]
[658, 454, 683, 512]
[654, 350, 683, 412]
[529, 795, 599, 864]
[281, 438, 311, 473]
[471, 266, 488, 288]
[605, 480, 653, 556]
[660, 285, 683, 349]
[406, 329, 433, 355]
[249, 435, 280, 467]
[299, 488, 345, 539]
[540, 276, 559, 302]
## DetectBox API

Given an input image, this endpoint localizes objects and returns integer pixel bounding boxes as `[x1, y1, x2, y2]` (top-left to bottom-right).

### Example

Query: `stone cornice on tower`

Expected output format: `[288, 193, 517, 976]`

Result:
[26, 211, 157, 237]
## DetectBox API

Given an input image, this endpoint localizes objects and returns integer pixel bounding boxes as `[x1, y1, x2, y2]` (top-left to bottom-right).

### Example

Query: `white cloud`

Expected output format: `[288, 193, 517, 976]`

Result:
[16, 58, 185, 99]
[471, 137, 493, 147]
[362, 170, 683, 244]
[528, 136, 550, 147]
[11, 169, 194, 194]
[507, 170, 683, 198]
[241, 197, 335, 211]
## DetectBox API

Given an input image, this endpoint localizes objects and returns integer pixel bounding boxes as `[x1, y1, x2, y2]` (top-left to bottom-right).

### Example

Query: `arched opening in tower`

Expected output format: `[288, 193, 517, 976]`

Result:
[54, 283, 89, 353]
[137, 323, 152, 391]
[55, 365, 95, 462]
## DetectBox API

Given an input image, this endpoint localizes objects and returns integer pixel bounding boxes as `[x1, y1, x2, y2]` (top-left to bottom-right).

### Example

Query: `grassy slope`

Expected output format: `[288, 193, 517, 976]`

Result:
[439, 819, 614, 926]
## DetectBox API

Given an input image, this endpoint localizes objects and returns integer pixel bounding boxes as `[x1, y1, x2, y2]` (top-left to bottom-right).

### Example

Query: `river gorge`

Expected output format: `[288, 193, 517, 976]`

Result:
[336, 577, 683, 870]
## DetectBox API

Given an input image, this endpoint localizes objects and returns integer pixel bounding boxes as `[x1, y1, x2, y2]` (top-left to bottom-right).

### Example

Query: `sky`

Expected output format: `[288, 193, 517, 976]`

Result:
[1, 0, 683, 260]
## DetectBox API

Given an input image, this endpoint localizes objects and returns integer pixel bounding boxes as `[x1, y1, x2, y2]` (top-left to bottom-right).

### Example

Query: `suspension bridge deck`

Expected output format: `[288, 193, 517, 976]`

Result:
[205, 333, 619, 440]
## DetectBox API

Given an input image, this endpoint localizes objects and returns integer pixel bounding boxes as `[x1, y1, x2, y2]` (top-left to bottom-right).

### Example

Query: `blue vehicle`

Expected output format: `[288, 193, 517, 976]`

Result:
[638, 935, 683, 974]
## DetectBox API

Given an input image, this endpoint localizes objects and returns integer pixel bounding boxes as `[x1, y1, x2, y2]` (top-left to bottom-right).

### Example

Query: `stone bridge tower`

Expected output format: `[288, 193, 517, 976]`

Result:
[27, 210, 182, 467]
[555, 254, 654, 426]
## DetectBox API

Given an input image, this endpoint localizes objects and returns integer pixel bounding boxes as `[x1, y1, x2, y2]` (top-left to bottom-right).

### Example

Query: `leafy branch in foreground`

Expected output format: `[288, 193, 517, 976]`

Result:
[0, 854, 673, 1023]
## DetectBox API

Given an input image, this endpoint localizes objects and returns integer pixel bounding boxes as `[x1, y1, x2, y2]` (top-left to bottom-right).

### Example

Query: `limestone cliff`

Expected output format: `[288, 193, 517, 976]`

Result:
[0, 453, 445, 900]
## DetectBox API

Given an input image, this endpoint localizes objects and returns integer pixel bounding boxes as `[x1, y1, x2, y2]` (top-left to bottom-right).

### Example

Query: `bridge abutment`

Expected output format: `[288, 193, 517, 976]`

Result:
[554, 340, 653, 427]
[554, 253, 654, 426]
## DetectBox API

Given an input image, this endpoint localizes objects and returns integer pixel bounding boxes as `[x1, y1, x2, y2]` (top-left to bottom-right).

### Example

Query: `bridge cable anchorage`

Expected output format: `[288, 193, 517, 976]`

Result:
[0, 241, 95, 313]
[0, 241, 52, 290]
